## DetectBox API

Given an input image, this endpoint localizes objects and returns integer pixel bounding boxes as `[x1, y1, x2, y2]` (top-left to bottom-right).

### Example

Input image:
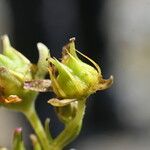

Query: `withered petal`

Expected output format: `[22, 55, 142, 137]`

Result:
[47, 98, 76, 107]
[0, 95, 22, 104]
[24, 79, 52, 92]
[97, 75, 114, 91]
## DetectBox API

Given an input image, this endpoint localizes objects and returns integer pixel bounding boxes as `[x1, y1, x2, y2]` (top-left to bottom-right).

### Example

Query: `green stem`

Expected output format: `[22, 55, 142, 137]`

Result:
[50, 99, 86, 150]
[23, 104, 50, 150]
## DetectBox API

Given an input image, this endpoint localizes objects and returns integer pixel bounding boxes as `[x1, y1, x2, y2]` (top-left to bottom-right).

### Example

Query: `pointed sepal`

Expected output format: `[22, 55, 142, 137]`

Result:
[35, 43, 50, 78]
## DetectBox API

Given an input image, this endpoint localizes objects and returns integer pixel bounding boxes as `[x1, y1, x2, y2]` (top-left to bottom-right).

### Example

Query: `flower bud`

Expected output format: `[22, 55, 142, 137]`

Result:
[48, 38, 113, 103]
[12, 128, 26, 150]
[0, 35, 50, 106]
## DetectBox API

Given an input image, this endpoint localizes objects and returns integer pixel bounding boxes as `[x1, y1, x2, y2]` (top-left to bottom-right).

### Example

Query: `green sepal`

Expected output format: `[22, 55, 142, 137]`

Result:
[2, 35, 30, 66]
[49, 58, 86, 98]
[0, 54, 14, 69]
[0, 67, 22, 97]
[35, 43, 50, 78]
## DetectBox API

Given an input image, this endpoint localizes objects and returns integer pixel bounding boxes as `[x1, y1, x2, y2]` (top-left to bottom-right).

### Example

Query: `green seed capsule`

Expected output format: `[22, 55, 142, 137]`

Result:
[48, 38, 113, 101]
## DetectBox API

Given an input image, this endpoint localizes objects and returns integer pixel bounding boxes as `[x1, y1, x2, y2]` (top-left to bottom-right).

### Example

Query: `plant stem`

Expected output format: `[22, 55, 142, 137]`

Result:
[23, 104, 50, 150]
[49, 99, 86, 150]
